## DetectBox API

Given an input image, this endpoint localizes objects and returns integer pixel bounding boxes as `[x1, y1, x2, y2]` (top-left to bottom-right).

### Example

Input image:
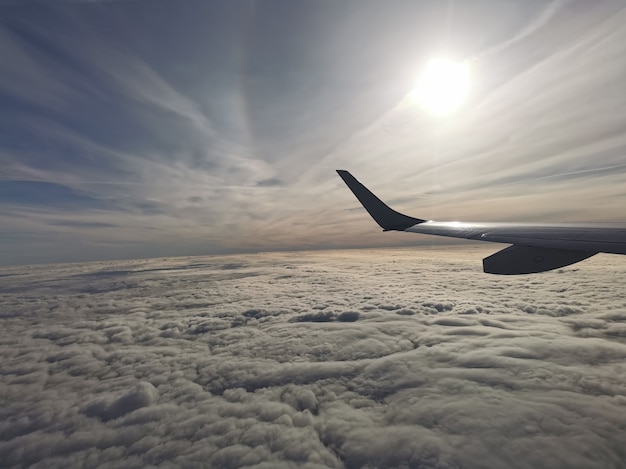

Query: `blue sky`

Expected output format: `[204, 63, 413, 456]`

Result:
[1, 0, 626, 265]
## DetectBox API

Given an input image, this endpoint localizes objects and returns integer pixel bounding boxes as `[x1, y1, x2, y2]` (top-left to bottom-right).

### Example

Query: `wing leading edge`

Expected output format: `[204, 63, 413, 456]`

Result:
[337, 170, 626, 274]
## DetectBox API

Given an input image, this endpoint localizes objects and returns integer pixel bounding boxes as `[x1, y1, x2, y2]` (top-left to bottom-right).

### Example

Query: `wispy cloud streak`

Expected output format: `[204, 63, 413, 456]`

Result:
[1, 1, 625, 264]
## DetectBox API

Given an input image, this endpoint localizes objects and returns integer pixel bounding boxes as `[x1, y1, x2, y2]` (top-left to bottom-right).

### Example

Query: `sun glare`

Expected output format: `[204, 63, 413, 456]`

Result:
[413, 58, 470, 117]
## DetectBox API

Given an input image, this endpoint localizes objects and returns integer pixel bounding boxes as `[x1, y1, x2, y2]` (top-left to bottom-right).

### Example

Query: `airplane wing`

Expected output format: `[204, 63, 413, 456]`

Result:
[336, 170, 626, 274]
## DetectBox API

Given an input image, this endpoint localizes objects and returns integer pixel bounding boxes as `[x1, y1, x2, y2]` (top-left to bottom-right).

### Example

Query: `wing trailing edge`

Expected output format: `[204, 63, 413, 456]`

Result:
[483, 245, 597, 274]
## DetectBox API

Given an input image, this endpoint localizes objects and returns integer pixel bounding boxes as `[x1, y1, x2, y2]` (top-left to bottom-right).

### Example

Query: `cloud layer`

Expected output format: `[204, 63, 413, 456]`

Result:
[1, 247, 625, 467]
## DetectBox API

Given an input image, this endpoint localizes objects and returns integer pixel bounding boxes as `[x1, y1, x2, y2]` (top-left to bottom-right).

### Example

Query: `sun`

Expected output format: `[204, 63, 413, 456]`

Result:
[412, 58, 471, 117]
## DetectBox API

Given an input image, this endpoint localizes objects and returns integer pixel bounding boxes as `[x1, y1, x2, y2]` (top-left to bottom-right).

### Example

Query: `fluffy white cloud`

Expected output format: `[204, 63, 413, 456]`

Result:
[0, 247, 625, 468]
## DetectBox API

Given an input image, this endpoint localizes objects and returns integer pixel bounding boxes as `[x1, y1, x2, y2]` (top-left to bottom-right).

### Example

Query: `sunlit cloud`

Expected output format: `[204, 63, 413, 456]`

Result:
[0, 249, 624, 466]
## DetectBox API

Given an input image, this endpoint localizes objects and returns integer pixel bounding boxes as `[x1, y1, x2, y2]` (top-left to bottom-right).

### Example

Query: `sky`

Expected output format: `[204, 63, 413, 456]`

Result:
[1, 248, 625, 467]
[2, 0, 626, 265]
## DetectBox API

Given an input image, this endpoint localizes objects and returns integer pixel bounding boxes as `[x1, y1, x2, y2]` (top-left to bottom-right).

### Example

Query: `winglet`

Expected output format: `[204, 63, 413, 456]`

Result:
[337, 170, 425, 231]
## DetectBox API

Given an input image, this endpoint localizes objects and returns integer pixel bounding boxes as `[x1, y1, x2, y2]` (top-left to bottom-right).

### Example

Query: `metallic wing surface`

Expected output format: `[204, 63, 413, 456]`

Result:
[336, 170, 626, 274]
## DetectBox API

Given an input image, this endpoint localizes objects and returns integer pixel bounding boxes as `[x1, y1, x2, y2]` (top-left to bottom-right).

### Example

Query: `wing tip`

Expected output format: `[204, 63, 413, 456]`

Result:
[336, 170, 424, 231]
